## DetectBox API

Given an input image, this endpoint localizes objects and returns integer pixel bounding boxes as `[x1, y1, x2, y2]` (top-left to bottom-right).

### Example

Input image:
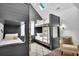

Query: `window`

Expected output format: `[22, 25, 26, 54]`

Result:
[20, 22, 25, 36]
[39, 3, 45, 10]
[31, 21, 34, 35]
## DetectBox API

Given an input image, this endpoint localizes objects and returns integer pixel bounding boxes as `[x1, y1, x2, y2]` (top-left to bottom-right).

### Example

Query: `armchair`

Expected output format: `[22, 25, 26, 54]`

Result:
[60, 36, 78, 49]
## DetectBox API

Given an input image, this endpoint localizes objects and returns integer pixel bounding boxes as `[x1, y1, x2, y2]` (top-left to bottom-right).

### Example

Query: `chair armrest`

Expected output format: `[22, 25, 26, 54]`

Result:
[62, 44, 78, 49]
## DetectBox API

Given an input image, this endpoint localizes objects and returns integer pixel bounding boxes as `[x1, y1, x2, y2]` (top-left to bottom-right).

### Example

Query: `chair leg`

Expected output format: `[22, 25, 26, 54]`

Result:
[61, 51, 63, 56]
[77, 54, 78, 56]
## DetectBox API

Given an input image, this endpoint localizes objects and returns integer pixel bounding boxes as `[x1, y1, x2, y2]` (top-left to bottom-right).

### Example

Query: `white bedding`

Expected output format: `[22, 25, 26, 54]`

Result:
[35, 36, 50, 44]
[0, 38, 24, 46]
[35, 36, 43, 41]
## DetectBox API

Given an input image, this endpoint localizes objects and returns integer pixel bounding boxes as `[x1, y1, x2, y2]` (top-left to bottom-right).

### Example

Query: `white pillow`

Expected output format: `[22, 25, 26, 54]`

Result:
[6, 33, 18, 36]
[37, 33, 42, 36]
[4, 33, 18, 40]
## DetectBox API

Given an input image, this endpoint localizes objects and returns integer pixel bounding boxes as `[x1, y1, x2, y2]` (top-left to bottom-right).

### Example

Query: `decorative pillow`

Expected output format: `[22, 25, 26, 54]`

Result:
[4, 33, 18, 40]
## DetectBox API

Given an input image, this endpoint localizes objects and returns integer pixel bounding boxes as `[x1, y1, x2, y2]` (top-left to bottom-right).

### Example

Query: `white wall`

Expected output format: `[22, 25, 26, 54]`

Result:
[55, 7, 79, 45]
[31, 3, 79, 45]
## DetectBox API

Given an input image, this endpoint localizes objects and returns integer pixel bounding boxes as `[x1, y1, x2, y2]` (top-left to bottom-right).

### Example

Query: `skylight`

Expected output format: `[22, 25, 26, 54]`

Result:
[39, 3, 45, 10]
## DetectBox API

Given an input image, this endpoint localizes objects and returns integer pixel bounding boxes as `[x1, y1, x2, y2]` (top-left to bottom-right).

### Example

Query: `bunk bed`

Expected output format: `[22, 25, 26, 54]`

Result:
[0, 20, 27, 56]
[33, 14, 60, 50]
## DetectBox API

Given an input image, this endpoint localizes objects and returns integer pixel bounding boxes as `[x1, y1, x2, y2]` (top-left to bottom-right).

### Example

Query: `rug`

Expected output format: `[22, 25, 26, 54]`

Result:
[46, 48, 75, 56]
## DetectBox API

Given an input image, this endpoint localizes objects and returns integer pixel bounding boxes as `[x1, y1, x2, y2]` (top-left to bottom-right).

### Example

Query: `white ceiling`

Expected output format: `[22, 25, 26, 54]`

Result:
[42, 3, 74, 12]
[31, 3, 79, 13]
[74, 3, 79, 9]
[31, 3, 76, 20]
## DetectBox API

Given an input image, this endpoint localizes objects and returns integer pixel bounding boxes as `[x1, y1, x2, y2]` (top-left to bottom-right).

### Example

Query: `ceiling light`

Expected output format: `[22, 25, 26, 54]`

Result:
[56, 7, 60, 10]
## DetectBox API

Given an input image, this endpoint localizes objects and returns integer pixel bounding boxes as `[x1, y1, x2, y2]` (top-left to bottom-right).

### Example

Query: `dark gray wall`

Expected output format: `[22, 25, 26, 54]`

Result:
[0, 44, 27, 56]
[49, 14, 60, 26]
[4, 24, 20, 34]
[0, 3, 29, 22]
[49, 14, 60, 50]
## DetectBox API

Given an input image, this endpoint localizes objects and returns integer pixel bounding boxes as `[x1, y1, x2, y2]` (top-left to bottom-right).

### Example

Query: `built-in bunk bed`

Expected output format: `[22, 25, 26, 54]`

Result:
[34, 14, 60, 50]
[0, 20, 27, 56]
[35, 21, 50, 48]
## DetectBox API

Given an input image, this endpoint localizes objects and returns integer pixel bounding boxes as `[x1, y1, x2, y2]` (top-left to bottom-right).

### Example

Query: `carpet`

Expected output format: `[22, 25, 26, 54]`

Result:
[46, 48, 75, 56]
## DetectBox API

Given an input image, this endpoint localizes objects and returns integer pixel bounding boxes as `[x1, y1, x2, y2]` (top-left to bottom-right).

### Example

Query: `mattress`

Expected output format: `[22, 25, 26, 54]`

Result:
[0, 38, 24, 46]
[35, 36, 43, 41]
[35, 36, 50, 44]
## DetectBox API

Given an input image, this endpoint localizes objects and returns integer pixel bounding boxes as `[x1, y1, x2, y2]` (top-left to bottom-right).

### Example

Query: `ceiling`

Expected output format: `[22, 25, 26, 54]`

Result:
[43, 3, 74, 12]
[74, 3, 79, 9]
[31, 3, 75, 20]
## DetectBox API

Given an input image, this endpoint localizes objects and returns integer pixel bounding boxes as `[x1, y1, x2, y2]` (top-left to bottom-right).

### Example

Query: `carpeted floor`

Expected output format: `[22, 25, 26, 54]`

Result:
[30, 43, 51, 56]
[46, 48, 75, 56]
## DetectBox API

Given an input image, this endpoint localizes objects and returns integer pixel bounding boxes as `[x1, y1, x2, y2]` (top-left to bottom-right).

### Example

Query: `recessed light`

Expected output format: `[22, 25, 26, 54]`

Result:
[56, 7, 60, 10]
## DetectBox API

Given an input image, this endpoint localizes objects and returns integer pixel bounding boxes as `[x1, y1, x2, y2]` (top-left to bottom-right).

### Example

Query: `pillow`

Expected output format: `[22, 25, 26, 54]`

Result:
[5, 33, 18, 37]
[37, 33, 43, 37]
[4, 33, 18, 40]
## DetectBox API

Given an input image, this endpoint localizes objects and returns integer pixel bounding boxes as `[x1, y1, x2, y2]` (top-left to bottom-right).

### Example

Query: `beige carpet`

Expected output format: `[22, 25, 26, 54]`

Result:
[30, 43, 51, 56]
[46, 48, 75, 56]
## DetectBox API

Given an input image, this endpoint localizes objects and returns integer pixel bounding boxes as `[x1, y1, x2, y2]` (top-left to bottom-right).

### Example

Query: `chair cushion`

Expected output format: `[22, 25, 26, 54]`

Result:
[62, 36, 73, 45]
